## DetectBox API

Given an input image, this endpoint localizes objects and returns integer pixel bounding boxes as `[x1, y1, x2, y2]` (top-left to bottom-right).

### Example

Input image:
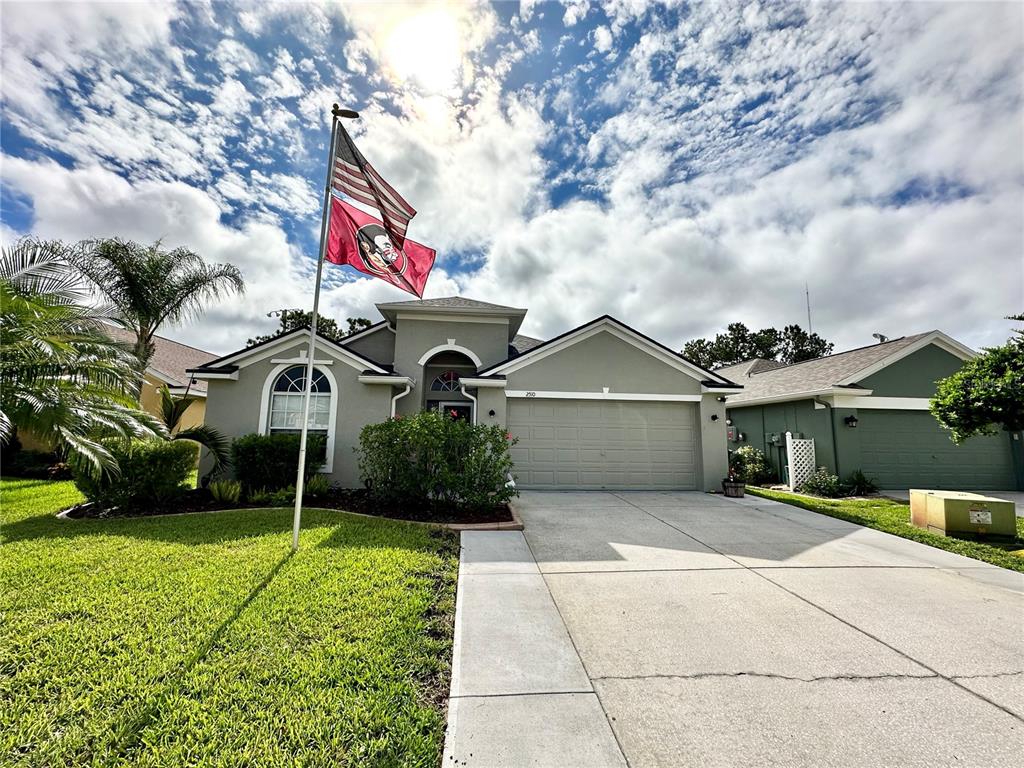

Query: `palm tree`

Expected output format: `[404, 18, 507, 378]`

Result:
[157, 384, 229, 483]
[72, 239, 244, 369]
[0, 238, 164, 475]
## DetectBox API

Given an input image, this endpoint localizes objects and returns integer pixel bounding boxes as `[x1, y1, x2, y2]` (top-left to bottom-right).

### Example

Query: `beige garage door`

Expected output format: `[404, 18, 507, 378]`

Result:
[508, 398, 698, 490]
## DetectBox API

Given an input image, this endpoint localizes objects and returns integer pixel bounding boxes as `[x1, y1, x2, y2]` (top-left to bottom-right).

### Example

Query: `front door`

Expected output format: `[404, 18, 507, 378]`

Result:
[438, 402, 474, 422]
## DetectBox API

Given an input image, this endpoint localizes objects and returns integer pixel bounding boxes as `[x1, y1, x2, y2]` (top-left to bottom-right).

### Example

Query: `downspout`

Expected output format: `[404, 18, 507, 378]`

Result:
[459, 383, 478, 425]
[813, 397, 841, 476]
[391, 384, 412, 418]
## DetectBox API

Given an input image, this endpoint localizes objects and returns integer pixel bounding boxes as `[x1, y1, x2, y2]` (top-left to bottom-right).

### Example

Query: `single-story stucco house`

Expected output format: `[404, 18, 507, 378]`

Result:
[721, 331, 1024, 490]
[188, 297, 742, 491]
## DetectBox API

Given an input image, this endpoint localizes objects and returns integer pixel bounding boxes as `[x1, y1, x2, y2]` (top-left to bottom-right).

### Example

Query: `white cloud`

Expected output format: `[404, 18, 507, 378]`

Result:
[563, 0, 592, 27]
[593, 25, 613, 54]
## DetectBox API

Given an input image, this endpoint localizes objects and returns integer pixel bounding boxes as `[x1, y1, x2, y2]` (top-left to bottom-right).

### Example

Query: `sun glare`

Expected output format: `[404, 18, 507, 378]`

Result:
[384, 7, 462, 93]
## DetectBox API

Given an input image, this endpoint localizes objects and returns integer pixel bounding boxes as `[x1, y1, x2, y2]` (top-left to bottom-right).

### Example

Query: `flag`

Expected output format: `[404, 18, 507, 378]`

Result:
[326, 197, 435, 297]
[331, 125, 416, 250]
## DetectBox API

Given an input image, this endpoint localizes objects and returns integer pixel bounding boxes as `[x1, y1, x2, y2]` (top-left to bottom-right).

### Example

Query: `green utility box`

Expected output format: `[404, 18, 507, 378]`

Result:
[909, 490, 1016, 539]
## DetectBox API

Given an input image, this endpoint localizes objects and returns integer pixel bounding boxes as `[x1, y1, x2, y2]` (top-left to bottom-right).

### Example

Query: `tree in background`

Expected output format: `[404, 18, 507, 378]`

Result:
[246, 311, 373, 347]
[73, 239, 244, 369]
[0, 238, 163, 475]
[931, 315, 1024, 443]
[682, 322, 834, 369]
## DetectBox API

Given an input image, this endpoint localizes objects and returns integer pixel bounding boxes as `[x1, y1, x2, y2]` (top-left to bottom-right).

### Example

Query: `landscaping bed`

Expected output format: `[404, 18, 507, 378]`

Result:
[62, 486, 514, 524]
[746, 486, 1024, 573]
[1, 477, 459, 767]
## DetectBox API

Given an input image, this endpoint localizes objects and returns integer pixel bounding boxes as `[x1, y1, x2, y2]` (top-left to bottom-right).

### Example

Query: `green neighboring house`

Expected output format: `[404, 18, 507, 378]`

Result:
[722, 331, 1023, 491]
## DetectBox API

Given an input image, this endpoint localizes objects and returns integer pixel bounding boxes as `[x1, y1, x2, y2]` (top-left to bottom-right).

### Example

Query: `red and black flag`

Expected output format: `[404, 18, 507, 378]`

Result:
[331, 125, 416, 250]
[326, 197, 435, 298]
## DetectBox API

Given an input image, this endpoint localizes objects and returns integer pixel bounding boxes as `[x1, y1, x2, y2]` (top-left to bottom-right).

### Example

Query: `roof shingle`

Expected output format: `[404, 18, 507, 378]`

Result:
[103, 325, 217, 393]
[727, 332, 935, 403]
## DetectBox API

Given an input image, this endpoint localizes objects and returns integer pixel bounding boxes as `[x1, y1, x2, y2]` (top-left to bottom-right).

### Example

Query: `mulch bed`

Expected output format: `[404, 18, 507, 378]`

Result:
[63, 487, 513, 525]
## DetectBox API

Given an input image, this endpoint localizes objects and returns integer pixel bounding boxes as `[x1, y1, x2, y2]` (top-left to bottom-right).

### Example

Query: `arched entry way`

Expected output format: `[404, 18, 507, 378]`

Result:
[422, 350, 477, 421]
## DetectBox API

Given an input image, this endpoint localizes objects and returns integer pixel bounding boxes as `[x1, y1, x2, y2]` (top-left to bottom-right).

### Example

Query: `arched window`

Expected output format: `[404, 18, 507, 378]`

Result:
[269, 365, 331, 434]
[431, 370, 461, 392]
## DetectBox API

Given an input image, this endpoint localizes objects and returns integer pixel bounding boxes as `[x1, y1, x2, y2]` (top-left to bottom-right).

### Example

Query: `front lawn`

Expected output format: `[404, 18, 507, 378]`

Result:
[746, 486, 1024, 573]
[1, 478, 459, 767]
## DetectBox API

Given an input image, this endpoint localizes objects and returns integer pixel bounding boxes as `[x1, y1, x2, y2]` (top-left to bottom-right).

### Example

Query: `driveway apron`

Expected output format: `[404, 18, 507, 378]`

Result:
[443, 491, 1024, 767]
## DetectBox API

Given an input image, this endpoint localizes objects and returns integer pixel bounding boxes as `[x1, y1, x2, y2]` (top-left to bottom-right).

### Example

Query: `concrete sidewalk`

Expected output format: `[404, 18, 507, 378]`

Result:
[442, 531, 627, 767]
[443, 491, 1024, 767]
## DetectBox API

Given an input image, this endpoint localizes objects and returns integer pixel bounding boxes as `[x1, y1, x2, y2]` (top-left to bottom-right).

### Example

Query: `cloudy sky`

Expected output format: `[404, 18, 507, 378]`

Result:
[2, 0, 1022, 355]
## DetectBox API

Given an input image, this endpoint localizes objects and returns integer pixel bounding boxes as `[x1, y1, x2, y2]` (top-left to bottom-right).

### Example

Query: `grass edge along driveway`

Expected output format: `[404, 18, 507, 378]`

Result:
[746, 486, 1024, 573]
[1, 478, 459, 767]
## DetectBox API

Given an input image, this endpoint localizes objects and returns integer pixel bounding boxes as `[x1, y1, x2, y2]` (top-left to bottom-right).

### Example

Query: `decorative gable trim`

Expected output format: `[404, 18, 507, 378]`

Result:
[479, 315, 737, 386]
[192, 328, 388, 374]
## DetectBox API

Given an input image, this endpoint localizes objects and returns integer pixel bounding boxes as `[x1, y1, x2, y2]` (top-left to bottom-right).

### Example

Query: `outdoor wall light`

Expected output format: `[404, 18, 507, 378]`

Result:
[844, 415, 859, 428]
[725, 418, 733, 426]
[716, 396, 727, 402]
[711, 414, 720, 421]
[488, 409, 496, 417]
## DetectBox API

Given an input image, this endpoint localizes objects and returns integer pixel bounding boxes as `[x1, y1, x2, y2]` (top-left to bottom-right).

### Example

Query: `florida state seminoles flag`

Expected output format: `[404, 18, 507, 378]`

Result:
[325, 197, 435, 297]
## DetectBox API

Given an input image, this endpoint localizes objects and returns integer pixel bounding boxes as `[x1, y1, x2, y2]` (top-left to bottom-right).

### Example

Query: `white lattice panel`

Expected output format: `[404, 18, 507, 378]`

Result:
[786, 432, 816, 491]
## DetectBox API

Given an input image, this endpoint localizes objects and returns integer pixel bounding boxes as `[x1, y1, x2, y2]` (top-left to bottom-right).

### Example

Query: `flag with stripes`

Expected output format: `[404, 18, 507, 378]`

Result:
[331, 126, 416, 250]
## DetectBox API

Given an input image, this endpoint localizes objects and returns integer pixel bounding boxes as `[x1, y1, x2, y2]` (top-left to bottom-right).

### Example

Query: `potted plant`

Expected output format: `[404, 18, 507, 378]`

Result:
[722, 470, 745, 498]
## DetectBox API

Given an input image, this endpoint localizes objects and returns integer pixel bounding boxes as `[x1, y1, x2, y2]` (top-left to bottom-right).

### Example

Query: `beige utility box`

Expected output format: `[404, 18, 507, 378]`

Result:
[909, 490, 1016, 538]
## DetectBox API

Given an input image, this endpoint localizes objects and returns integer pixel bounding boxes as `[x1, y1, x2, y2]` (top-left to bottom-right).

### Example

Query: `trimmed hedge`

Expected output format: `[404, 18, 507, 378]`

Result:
[358, 410, 517, 511]
[230, 433, 326, 493]
[72, 439, 198, 510]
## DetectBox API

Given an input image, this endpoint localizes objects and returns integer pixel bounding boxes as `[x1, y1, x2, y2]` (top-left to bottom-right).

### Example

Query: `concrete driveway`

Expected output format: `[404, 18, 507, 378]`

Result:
[443, 491, 1024, 767]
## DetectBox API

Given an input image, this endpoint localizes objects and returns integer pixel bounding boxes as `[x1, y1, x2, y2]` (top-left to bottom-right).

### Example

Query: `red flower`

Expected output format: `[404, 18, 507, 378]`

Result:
[506, 432, 513, 440]
[450, 409, 458, 417]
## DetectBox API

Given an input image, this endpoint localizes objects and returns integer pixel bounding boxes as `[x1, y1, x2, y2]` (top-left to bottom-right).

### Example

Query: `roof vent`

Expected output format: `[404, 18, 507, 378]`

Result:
[872, 333, 889, 343]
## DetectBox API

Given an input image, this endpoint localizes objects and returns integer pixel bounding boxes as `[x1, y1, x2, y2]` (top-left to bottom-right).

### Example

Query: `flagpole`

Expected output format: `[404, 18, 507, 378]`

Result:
[292, 103, 353, 552]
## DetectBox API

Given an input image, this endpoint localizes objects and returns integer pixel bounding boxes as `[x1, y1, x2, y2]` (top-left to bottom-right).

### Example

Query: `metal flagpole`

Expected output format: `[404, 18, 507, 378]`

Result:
[292, 103, 355, 552]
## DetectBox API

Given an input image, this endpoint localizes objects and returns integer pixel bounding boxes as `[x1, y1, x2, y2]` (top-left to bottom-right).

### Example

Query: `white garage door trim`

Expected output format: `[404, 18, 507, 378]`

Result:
[509, 398, 699, 490]
[506, 390, 701, 401]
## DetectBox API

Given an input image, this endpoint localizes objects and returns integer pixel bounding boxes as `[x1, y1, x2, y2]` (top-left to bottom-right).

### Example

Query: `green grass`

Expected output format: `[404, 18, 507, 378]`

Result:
[1, 478, 459, 767]
[746, 486, 1024, 573]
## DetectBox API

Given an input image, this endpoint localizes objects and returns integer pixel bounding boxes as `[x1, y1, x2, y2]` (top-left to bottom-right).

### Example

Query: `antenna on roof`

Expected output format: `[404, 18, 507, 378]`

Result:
[805, 283, 812, 332]
[872, 333, 889, 343]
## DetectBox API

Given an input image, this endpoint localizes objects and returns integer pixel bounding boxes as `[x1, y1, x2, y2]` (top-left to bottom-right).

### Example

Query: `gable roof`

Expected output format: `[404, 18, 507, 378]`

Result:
[103, 325, 216, 393]
[375, 295, 528, 340]
[480, 315, 740, 387]
[511, 333, 544, 355]
[727, 330, 974, 405]
[187, 327, 389, 375]
[717, 358, 788, 378]
[376, 296, 522, 311]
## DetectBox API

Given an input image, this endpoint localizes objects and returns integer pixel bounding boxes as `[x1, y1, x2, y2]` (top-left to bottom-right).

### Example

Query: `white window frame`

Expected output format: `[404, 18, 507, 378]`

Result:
[258, 362, 338, 472]
[436, 400, 475, 422]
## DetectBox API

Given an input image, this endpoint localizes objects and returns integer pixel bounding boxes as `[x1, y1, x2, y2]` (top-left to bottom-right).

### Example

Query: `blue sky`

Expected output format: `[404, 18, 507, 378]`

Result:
[2, 1, 1021, 355]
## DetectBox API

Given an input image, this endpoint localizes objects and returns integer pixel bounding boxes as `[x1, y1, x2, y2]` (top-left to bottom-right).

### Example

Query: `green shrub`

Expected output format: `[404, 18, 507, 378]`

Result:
[269, 486, 296, 506]
[358, 410, 517, 511]
[230, 433, 325, 493]
[208, 479, 242, 505]
[799, 467, 843, 498]
[304, 473, 331, 498]
[841, 469, 878, 497]
[248, 488, 272, 506]
[72, 439, 198, 510]
[728, 445, 774, 485]
[1, 447, 72, 480]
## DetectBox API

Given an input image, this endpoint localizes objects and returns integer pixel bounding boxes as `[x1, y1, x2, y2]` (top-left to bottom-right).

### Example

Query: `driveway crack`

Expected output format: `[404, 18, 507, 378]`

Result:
[593, 671, 939, 683]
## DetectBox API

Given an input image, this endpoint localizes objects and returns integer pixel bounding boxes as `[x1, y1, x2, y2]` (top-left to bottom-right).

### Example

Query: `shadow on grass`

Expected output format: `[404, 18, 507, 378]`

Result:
[3, 505, 458, 553]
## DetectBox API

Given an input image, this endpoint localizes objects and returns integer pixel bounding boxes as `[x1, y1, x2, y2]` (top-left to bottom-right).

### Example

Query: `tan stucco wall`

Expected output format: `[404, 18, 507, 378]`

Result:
[392, 317, 510, 416]
[343, 325, 396, 366]
[14, 373, 207, 453]
[140, 374, 206, 430]
[504, 331, 703, 396]
[200, 339, 394, 487]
